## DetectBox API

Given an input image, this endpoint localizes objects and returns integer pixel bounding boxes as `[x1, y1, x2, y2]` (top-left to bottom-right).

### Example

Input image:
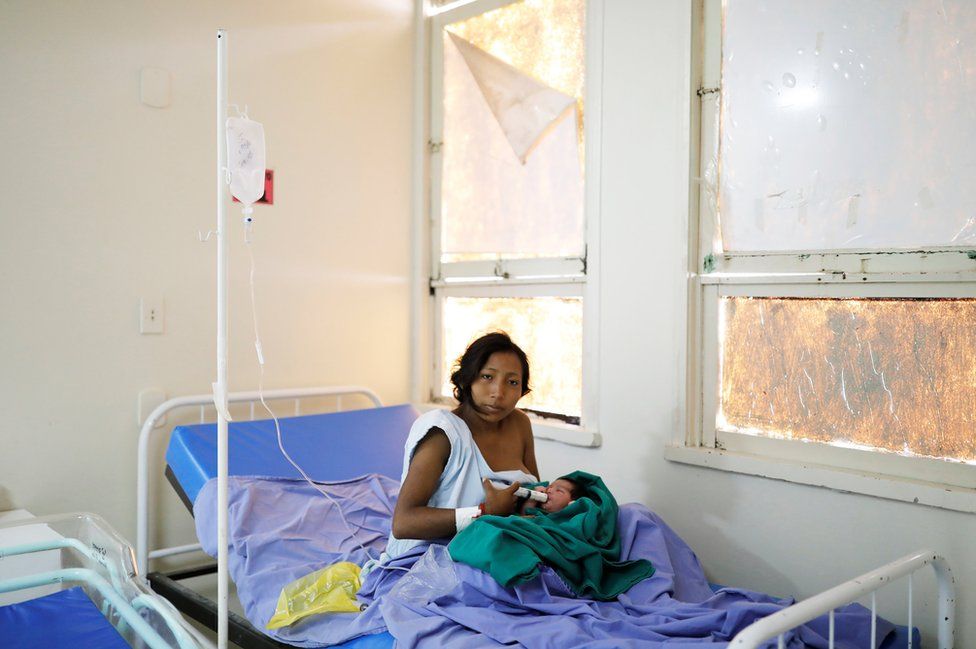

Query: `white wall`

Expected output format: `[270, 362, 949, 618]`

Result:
[0, 0, 414, 552]
[533, 0, 972, 645]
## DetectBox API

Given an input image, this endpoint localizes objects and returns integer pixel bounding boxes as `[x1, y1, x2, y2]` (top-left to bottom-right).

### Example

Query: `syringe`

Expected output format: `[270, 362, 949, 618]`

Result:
[515, 487, 548, 503]
[489, 481, 549, 503]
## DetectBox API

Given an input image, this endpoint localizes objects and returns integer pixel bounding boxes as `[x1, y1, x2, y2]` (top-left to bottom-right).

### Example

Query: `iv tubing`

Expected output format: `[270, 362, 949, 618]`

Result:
[215, 28, 229, 649]
[244, 233, 381, 563]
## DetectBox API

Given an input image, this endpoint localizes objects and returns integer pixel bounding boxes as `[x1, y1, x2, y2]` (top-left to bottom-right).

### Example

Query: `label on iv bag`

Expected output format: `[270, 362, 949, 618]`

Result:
[226, 116, 266, 206]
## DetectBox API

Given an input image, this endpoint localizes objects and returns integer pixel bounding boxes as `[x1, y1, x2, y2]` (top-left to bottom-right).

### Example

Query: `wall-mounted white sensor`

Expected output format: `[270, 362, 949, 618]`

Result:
[140, 67, 171, 108]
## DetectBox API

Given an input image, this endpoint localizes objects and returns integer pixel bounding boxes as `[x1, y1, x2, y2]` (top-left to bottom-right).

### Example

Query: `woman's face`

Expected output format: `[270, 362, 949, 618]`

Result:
[467, 351, 525, 424]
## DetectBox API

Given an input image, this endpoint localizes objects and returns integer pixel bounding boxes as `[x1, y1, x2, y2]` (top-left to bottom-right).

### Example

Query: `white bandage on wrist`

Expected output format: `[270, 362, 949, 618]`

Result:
[454, 506, 481, 532]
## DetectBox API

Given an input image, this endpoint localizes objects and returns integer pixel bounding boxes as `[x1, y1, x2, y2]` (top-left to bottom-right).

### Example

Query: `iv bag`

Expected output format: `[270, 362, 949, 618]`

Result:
[226, 116, 266, 207]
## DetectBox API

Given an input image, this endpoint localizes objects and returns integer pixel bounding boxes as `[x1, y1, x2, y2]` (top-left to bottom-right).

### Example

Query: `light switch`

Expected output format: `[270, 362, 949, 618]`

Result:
[140, 297, 164, 334]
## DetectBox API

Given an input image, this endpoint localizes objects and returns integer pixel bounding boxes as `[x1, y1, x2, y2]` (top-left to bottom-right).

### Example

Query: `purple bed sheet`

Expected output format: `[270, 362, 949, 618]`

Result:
[194, 475, 893, 648]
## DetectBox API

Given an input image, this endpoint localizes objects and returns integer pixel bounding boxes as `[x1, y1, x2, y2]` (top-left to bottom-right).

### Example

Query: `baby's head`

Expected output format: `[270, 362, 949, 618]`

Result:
[541, 477, 581, 513]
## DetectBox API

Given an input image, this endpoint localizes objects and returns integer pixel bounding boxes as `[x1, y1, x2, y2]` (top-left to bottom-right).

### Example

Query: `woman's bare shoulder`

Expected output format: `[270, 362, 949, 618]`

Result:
[415, 425, 450, 453]
[509, 408, 533, 435]
[406, 425, 451, 474]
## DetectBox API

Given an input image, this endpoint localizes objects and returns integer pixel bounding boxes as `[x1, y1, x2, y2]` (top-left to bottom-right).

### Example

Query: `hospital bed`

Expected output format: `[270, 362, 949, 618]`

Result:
[137, 387, 954, 648]
[0, 511, 210, 648]
[138, 387, 404, 648]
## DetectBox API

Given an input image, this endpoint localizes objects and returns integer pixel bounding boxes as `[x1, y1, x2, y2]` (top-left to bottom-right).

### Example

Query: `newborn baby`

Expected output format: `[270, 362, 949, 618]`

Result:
[449, 470, 656, 600]
[520, 477, 580, 514]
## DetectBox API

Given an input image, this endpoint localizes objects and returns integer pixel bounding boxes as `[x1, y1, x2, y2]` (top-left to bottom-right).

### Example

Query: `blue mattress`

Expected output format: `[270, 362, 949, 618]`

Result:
[166, 404, 418, 504]
[0, 587, 130, 649]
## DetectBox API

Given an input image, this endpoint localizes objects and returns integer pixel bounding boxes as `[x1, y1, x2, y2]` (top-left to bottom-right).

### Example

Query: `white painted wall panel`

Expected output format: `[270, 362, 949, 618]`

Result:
[0, 0, 413, 556]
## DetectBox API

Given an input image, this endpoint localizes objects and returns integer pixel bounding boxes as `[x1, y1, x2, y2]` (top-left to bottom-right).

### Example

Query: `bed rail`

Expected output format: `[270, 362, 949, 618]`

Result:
[136, 386, 382, 576]
[729, 549, 955, 649]
[0, 512, 210, 649]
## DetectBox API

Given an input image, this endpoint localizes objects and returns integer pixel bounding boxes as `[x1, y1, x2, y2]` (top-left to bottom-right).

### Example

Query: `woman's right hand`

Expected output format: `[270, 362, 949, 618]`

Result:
[481, 479, 520, 515]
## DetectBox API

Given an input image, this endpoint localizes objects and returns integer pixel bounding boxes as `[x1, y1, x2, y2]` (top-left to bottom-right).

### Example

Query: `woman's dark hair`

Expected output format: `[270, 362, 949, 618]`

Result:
[451, 332, 530, 405]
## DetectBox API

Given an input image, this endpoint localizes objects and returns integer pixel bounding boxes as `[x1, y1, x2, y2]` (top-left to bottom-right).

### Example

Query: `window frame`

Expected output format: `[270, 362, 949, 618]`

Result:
[423, 0, 603, 447]
[669, 0, 976, 512]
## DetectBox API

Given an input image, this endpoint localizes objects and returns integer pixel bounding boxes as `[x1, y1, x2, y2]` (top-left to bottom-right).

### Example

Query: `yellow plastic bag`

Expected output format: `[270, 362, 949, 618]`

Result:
[266, 561, 362, 630]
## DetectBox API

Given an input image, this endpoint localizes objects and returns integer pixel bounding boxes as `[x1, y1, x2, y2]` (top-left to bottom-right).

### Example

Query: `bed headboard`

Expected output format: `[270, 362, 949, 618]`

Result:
[135, 386, 414, 576]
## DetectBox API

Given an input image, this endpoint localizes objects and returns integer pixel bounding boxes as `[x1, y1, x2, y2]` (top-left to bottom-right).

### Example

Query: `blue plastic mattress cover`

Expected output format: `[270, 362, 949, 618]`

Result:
[0, 587, 130, 649]
[166, 403, 418, 505]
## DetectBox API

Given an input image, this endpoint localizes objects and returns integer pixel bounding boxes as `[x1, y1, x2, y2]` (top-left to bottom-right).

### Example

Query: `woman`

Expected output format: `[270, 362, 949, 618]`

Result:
[379, 332, 539, 565]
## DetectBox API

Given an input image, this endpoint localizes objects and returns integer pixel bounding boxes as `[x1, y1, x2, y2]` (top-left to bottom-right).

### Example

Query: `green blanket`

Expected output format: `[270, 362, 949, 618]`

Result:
[447, 471, 654, 600]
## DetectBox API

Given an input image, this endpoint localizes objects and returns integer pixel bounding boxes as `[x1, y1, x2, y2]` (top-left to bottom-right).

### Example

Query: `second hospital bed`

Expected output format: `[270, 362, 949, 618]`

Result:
[137, 387, 953, 649]
[0, 511, 210, 649]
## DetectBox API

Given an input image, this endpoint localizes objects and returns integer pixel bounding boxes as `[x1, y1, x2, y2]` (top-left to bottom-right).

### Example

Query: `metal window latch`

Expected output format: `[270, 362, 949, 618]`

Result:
[428, 139, 443, 153]
[697, 86, 720, 97]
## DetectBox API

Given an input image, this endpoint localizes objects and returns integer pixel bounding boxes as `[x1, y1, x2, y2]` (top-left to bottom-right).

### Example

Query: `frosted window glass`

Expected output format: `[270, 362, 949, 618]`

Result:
[440, 0, 585, 263]
[446, 0, 585, 148]
[719, 297, 976, 463]
[441, 296, 583, 417]
[720, 1, 976, 252]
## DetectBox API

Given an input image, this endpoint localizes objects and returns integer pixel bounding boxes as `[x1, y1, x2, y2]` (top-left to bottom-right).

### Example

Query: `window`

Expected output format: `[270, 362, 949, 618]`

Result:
[440, 294, 583, 419]
[718, 296, 976, 466]
[426, 0, 599, 437]
[671, 0, 976, 510]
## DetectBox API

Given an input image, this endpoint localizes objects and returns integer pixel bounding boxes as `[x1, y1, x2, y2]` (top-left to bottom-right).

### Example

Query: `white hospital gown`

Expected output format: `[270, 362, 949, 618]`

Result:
[363, 408, 537, 574]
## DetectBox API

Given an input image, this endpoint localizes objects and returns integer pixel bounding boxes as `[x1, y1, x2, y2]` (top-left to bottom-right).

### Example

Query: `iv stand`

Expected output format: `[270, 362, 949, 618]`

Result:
[215, 28, 230, 649]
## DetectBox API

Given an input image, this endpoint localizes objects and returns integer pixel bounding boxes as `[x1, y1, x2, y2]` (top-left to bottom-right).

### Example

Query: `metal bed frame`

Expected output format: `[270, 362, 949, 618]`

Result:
[136, 386, 382, 648]
[136, 386, 956, 649]
[730, 549, 955, 648]
[0, 512, 209, 649]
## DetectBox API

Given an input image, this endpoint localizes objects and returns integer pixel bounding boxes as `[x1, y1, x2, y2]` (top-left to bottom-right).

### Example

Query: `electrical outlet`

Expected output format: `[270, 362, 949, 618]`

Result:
[140, 297, 164, 334]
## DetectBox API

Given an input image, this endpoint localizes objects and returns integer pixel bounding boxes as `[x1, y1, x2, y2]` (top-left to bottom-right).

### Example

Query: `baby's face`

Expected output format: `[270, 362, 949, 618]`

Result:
[542, 479, 576, 513]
